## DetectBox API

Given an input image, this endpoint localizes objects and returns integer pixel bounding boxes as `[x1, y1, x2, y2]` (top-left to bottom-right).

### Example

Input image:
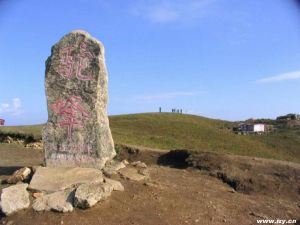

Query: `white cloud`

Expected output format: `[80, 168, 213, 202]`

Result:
[135, 91, 204, 102]
[256, 70, 300, 83]
[131, 0, 215, 23]
[0, 103, 9, 112]
[12, 98, 21, 110]
[0, 98, 22, 115]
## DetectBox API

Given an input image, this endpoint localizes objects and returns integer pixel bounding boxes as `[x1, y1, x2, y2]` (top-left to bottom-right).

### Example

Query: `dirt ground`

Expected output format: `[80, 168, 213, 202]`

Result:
[0, 144, 299, 225]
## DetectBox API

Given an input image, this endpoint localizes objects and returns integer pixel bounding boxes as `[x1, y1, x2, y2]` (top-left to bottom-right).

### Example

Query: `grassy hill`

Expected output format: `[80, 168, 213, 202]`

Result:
[1, 113, 299, 163]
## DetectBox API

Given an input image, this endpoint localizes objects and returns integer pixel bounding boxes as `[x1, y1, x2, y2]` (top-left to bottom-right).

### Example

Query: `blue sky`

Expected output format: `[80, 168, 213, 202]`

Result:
[0, 0, 300, 125]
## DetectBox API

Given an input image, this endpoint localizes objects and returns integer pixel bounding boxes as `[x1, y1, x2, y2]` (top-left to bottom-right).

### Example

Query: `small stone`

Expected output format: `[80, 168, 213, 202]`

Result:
[16, 139, 24, 145]
[122, 159, 129, 165]
[74, 182, 113, 209]
[24, 142, 43, 149]
[143, 182, 161, 189]
[0, 183, 30, 216]
[228, 189, 236, 193]
[3, 136, 13, 144]
[118, 167, 147, 181]
[102, 160, 126, 177]
[104, 178, 124, 191]
[6, 167, 31, 184]
[131, 161, 147, 168]
[32, 188, 75, 213]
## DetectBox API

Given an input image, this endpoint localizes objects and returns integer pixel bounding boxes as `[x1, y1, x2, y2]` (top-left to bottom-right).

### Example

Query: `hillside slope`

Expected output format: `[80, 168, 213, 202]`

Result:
[1, 113, 299, 163]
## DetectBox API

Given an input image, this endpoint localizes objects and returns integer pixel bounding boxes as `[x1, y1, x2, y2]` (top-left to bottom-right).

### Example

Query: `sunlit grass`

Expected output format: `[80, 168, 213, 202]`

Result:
[1, 113, 299, 163]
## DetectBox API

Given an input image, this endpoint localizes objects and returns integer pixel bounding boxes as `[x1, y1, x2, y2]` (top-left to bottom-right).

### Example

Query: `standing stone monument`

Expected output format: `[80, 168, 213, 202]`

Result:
[43, 30, 115, 169]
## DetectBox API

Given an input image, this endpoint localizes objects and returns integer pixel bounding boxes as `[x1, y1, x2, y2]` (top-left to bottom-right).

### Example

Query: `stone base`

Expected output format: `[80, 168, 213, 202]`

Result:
[29, 167, 104, 193]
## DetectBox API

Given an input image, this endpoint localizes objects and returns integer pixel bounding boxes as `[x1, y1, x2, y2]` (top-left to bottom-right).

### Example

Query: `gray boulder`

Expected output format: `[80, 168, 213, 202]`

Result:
[0, 183, 30, 216]
[32, 188, 75, 213]
[74, 182, 113, 209]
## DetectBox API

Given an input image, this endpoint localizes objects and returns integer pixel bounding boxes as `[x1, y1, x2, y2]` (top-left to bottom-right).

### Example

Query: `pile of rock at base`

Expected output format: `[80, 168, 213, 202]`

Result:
[0, 160, 149, 216]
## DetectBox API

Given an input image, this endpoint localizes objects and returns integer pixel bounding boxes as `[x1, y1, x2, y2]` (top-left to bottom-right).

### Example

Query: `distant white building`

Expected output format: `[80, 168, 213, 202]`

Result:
[239, 124, 266, 133]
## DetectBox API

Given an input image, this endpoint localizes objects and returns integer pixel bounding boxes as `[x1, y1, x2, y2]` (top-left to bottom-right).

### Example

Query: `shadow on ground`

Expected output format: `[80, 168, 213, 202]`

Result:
[0, 167, 23, 176]
[157, 150, 190, 169]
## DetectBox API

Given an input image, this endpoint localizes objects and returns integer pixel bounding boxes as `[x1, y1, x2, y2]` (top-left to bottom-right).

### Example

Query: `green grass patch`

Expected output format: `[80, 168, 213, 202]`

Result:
[1, 113, 299, 163]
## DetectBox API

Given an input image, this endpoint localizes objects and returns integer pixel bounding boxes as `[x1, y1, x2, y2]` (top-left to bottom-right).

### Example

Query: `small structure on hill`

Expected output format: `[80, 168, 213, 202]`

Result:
[238, 123, 266, 134]
[276, 113, 300, 121]
[0, 119, 5, 126]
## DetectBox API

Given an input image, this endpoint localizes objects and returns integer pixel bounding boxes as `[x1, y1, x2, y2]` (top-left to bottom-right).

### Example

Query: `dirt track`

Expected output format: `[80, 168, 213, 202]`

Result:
[0, 144, 299, 225]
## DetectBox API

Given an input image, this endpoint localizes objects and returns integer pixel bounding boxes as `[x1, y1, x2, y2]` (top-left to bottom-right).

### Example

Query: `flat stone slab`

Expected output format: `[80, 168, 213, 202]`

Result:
[29, 167, 103, 193]
[0, 183, 30, 216]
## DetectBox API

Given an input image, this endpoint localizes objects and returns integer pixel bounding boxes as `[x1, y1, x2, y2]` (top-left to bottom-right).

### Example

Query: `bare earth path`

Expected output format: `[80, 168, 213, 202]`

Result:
[0, 144, 299, 225]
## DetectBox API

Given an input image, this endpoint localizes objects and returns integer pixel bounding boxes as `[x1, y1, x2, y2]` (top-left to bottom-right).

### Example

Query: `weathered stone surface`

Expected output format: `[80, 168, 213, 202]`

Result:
[32, 188, 75, 213]
[104, 178, 124, 191]
[74, 182, 113, 209]
[32, 192, 44, 199]
[102, 160, 126, 177]
[0, 183, 30, 216]
[43, 30, 115, 169]
[6, 167, 31, 184]
[118, 167, 149, 181]
[29, 167, 103, 193]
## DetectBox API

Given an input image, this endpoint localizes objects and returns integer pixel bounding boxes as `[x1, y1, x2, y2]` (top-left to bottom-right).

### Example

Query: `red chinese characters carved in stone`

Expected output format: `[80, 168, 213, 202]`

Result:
[57, 42, 95, 81]
[51, 96, 91, 139]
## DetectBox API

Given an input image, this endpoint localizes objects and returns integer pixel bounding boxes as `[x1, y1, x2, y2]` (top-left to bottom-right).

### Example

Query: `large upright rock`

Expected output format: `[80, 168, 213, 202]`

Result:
[43, 30, 115, 169]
